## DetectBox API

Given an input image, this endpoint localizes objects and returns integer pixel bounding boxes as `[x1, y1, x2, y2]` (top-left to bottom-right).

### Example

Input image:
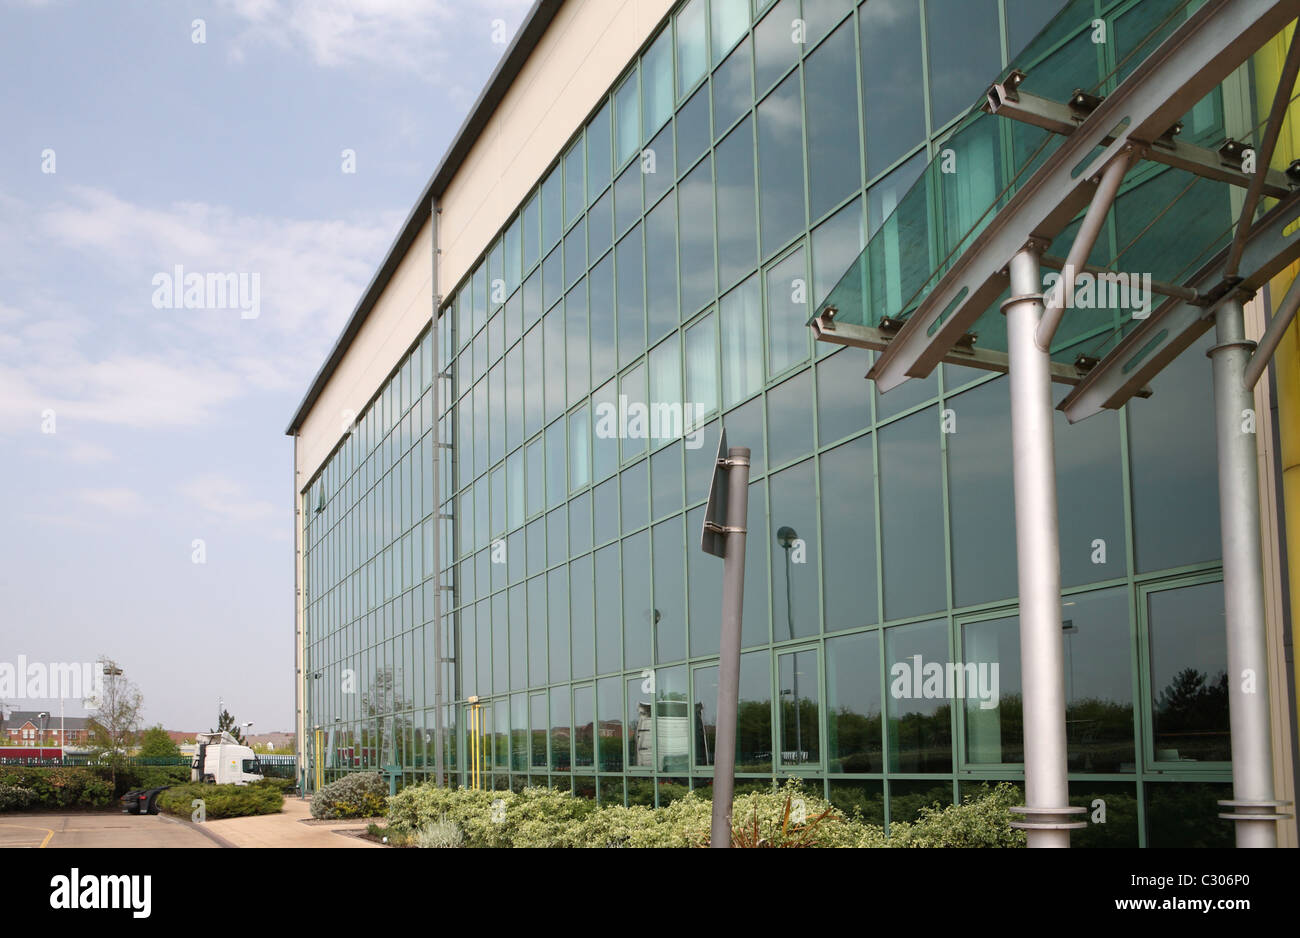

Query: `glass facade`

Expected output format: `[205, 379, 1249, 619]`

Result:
[302, 0, 1244, 846]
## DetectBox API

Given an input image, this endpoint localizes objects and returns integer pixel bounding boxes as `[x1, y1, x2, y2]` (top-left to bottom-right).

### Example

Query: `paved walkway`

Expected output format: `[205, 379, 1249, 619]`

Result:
[0, 813, 216, 848]
[197, 796, 382, 848]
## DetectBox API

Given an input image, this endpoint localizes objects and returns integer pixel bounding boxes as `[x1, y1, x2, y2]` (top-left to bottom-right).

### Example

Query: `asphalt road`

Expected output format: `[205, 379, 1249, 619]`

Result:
[0, 813, 219, 848]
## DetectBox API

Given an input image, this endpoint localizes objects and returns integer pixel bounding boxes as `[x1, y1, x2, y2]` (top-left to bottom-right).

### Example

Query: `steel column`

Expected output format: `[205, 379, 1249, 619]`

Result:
[1209, 296, 1287, 846]
[1004, 244, 1085, 847]
[710, 446, 751, 848]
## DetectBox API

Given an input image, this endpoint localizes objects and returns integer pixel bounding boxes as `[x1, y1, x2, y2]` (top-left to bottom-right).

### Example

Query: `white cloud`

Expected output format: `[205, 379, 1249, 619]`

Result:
[217, 0, 531, 80]
[76, 488, 147, 514]
[177, 473, 287, 541]
[0, 185, 400, 434]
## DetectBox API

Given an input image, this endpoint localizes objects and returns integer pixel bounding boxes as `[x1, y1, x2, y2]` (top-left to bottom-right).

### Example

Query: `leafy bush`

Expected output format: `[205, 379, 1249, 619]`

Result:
[310, 773, 387, 819]
[157, 783, 283, 819]
[0, 786, 36, 812]
[0, 767, 114, 809]
[416, 817, 464, 848]
[251, 777, 296, 793]
[385, 779, 1027, 848]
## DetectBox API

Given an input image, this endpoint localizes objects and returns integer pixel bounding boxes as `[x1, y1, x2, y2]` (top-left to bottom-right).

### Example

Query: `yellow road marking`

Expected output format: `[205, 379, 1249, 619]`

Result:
[0, 822, 56, 848]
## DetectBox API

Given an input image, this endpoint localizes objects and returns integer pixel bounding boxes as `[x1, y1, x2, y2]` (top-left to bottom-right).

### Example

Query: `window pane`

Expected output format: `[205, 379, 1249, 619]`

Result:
[676, 84, 711, 173]
[962, 614, 1022, 764]
[620, 457, 649, 534]
[653, 517, 687, 663]
[1053, 384, 1126, 587]
[522, 192, 540, 272]
[947, 378, 1017, 607]
[827, 632, 882, 771]
[587, 103, 612, 202]
[597, 675, 624, 770]
[695, 651, 771, 771]
[616, 226, 645, 368]
[1149, 581, 1229, 763]
[716, 116, 758, 291]
[649, 334, 682, 445]
[711, 0, 749, 61]
[527, 575, 547, 686]
[1062, 587, 1134, 772]
[766, 368, 813, 468]
[712, 35, 752, 138]
[574, 683, 595, 769]
[926, 0, 1000, 129]
[569, 489, 592, 555]
[620, 363, 648, 463]
[566, 281, 589, 406]
[643, 123, 674, 211]
[879, 406, 945, 620]
[820, 434, 877, 631]
[545, 420, 566, 509]
[651, 440, 683, 519]
[548, 566, 569, 683]
[778, 648, 819, 766]
[766, 246, 808, 378]
[523, 324, 543, 439]
[769, 459, 819, 641]
[564, 139, 585, 226]
[595, 544, 621, 674]
[676, 0, 708, 95]
[811, 196, 864, 309]
[589, 254, 616, 383]
[543, 306, 565, 424]
[592, 378, 619, 482]
[549, 684, 570, 771]
[679, 156, 716, 319]
[615, 70, 641, 167]
[756, 71, 805, 258]
[525, 436, 544, 518]
[569, 406, 590, 491]
[1128, 332, 1220, 572]
[645, 195, 678, 344]
[627, 676, 653, 769]
[589, 188, 613, 262]
[564, 217, 586, 291]
[572, 556, 595, 680]
[541, 166, 562, 253]
[623, 530, 652, 669]
[754, 0, 800, 95]
[655, 665, 689, 772]
[685, 310, 719, 420]
[642, 28, 673, 136]
[860, 0, 925, 176]
[720, 274, 763, 408]
[885, 619, 952, 772]
[804, 19, 860, 222]
[815, 347, 870, 445]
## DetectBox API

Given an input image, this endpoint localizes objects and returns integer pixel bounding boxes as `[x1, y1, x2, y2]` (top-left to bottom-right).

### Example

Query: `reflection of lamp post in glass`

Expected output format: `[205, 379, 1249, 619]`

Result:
[777, 526, 800, 763]
[37, 712, 49, 752]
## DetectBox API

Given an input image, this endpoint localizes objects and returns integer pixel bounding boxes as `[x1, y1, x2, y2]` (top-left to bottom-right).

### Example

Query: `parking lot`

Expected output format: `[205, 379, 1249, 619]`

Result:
[0, 814, 219, 848]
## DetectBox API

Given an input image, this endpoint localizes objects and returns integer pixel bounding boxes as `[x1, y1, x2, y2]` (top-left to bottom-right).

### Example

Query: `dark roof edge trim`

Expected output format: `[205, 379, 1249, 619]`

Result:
[285, 0, 565, 436]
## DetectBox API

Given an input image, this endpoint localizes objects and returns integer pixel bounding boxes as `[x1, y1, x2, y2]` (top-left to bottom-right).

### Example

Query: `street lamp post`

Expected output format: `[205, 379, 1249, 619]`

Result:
[37, 712, 49, 754]
[777, 526, 800, 764]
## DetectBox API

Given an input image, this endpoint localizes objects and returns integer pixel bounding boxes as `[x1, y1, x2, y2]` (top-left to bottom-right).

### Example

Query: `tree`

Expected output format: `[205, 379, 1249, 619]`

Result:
[139, 724, 180, 759]
[212, 709, 247, 744]
[85, 657, 144, 786]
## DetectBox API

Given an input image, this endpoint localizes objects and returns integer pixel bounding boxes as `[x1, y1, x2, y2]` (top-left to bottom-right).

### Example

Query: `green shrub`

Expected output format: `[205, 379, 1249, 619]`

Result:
[157, 783, 283, 820]
[0, 767, 114, 809]
[0, 786, 36, 812]
[311, 773, 387, 819]
[385, 779, 1027, 848]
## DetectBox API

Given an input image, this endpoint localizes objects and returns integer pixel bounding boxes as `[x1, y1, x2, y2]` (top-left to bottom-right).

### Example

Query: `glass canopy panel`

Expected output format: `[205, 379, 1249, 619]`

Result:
[814, 0, 1244, 371]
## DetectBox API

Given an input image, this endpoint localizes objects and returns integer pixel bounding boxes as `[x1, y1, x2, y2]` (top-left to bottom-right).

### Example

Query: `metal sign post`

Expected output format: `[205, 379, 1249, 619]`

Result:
[701, 429, 750, 848]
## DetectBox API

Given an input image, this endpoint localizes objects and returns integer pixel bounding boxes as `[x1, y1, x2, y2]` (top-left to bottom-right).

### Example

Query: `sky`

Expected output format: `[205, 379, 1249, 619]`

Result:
[0, 0, 531, 733]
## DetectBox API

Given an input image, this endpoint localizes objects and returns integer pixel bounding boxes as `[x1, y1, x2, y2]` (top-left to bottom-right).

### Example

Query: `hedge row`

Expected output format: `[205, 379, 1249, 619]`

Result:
[0, 767, 114, 811]
[385, 779, 1027, 848]
[156, 781, 284, 820]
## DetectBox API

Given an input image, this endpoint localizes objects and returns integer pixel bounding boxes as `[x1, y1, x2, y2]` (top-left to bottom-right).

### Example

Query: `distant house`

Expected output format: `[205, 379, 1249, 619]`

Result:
[246, 731, 295, 752]
[0, 710, 96, 748]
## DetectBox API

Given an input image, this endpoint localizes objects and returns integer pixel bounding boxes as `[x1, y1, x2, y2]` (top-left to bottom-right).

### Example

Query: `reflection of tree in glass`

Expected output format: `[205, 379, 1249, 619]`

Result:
[361, 668, 411, 766]
[1153, 667, 1229, 761]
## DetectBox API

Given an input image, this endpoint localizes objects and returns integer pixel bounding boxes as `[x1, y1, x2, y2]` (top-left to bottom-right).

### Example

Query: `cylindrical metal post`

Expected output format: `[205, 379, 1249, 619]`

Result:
[1209, 296, 1281, 848]
[710, 447, 751, 848]
[1004, 244, 1081, 847]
